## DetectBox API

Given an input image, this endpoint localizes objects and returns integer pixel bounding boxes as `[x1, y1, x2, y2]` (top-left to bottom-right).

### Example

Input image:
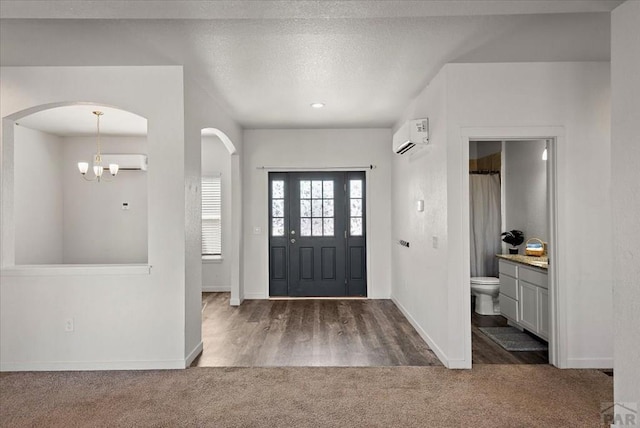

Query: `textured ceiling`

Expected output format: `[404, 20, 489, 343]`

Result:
[0, 1, 623, 19]
[0, 1, 620, 129]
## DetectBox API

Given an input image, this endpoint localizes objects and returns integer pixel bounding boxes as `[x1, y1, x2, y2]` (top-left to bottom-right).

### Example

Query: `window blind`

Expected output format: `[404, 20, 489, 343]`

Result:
[202, 176, 222, 255]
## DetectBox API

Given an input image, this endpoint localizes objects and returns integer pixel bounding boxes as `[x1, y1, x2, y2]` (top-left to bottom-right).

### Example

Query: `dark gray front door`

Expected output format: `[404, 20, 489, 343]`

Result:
[269, 172, 367, 297]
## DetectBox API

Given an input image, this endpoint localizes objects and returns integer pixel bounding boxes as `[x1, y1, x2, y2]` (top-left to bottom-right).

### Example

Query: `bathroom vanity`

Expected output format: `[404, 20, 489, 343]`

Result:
[496, 255, 549, 341]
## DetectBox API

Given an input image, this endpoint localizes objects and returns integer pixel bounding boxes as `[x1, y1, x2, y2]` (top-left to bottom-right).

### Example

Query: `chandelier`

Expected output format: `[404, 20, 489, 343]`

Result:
[77, 111, 119, 181]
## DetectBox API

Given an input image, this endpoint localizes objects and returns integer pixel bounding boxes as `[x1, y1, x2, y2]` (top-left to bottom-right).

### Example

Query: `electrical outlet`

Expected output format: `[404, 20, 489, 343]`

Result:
[65, 318, 74, 332]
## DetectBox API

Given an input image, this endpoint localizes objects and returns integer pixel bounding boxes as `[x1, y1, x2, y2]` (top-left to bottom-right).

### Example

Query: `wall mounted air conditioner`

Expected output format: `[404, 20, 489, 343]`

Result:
[392, 118, 429, 154]
[100, 154, 148, 171]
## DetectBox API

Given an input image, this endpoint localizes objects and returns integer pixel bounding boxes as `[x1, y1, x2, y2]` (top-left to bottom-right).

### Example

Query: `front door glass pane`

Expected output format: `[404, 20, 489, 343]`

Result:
[323, 218, 334, 236]
[300, 179, 335, 237]
[300, 181, 311, 198]
[312, 218, 323, 236]
[272, 180, 285, 199]
[301, 218, 312, 236]
[350, 180, 362, 198]
[349, 179, 363, 236]
[273, 218, 285, 236]
[323, 181, 334, 198]
[350, 218, 362, 236]
[271, 180, 285, 236]
[300, 200, 311, 217]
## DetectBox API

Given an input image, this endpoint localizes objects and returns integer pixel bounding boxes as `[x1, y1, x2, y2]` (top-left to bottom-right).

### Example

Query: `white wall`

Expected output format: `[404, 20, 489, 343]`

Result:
[62, 136, 147, 264]
[469, 141, 501, 160]
[503, 140, 548, 246]
[183, 76, 243, 361]
[1, 66, 187, 370]
[447, 63, 612, 368]
[201, 135, 231, 291]
[391, 69, 448, 363]
[13, 126, 64, 264]
[391, 70, 451, 365]
[242, 128, 392, 299]
[611, 0, 640, 411]
[392, 62, 613, 369]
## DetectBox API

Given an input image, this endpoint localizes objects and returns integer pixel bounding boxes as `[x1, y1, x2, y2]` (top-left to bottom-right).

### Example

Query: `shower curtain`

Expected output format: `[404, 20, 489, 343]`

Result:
[470, 174, 501, 277]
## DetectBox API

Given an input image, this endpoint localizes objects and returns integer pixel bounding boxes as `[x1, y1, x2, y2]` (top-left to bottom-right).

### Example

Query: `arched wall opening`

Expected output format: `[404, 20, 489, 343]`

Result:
[200, 128, 241, 306]
[3, 102, 149, 266]
[1, 66, 189, 371]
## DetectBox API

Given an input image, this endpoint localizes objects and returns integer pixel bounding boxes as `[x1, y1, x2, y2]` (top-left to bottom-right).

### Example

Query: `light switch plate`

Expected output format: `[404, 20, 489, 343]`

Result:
[432, 236, 438, 249]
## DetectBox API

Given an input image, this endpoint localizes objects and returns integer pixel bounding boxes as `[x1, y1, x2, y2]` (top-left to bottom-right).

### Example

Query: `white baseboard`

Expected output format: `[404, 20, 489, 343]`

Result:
[1, 358, 186, 372]
[229, 298, 241, 306]
[243, 292, 268, 300]
[202, 285, 231, 292]
[391, 295, 453, 368]
[185, 341, 203, 368]
[566, 357, 613, 369]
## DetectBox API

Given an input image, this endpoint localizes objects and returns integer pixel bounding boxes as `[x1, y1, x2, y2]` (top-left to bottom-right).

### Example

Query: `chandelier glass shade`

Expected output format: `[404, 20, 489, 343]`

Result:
[77, 111, 119, 181]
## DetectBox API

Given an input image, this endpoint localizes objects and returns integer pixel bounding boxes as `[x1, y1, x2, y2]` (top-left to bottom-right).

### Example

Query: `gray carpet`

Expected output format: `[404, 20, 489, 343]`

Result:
[479, 326, 549, 352]
[0, 365, 611, 427]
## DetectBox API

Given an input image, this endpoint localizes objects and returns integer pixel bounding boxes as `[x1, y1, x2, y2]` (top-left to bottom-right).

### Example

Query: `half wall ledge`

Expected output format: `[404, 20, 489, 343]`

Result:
[1, 264, 152, 276]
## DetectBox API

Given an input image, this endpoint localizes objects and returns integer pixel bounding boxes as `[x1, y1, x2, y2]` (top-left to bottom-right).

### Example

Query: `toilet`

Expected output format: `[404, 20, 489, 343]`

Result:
[470, 277, 501, 315]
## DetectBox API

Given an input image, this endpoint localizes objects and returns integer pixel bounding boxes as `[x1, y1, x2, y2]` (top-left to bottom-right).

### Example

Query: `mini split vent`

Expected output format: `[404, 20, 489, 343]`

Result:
[100, 154, 147, 171]
[392, 118, 429, 155]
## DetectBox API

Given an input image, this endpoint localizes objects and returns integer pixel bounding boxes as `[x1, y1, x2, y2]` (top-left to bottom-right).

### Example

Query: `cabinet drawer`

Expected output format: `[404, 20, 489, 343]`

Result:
[499, 260, 518, 277]
[520, 267, 548, 289]
[499, 274, 518, 300]
[499, 293, 518, 322]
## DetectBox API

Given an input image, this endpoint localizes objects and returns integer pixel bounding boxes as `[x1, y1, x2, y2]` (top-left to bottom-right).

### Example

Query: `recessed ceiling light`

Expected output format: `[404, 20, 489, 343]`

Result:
[310, 103, 325, 109]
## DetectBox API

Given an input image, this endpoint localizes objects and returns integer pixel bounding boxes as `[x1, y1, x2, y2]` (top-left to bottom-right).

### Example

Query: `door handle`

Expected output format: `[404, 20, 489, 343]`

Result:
[290, 230, 296, 235]
[290, 238, 296, 244]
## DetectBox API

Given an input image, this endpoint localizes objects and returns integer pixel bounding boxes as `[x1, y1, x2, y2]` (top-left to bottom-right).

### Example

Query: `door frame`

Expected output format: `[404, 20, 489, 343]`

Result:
[461, 126, 564, 368]
[262, 168, 372, 299]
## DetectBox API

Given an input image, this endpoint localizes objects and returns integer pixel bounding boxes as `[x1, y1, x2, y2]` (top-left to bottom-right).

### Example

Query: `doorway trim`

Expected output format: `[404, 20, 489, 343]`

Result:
[258, 167, 373, 299]
[461, 126, 565, 368]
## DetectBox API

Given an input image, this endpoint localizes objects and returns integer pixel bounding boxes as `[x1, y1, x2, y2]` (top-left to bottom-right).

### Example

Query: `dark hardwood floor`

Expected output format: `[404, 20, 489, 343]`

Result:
[193, 293, 442, 367]
[472, 312, 549, 364]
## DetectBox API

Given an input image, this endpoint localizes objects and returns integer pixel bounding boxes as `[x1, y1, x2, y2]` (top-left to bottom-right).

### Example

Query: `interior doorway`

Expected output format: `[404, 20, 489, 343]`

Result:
[469, 139, 550, 364]
[268, 171, 367, 297]
[462, 131, 560, 368]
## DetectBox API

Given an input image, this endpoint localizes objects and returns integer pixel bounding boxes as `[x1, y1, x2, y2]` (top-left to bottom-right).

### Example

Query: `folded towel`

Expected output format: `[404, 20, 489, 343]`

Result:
[527, 243, 542, 248]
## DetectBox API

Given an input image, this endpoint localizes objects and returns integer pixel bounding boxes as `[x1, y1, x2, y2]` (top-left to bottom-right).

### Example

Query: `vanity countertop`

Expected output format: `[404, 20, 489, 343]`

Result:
[496, 254, 548, 270]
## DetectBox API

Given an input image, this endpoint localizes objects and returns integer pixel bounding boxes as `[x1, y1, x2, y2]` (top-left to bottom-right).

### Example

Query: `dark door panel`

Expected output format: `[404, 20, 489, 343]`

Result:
[289, 172, 346, 296]
[268, 173, 289, 296]
[346, 171, 367, 296]
[269, 172, 366, 297]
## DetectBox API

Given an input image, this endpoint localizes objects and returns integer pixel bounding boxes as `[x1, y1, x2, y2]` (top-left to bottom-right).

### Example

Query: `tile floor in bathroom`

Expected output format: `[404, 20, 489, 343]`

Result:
[472, 311, 549, 364]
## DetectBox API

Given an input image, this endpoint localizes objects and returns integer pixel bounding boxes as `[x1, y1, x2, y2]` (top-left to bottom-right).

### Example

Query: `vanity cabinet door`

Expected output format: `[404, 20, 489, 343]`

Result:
[538, 288, 549, 340]
[519, 281, 538, 332]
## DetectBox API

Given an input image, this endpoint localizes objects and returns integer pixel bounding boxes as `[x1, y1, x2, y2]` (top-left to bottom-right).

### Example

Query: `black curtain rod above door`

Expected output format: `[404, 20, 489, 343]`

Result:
[257, 165, 376, 170]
